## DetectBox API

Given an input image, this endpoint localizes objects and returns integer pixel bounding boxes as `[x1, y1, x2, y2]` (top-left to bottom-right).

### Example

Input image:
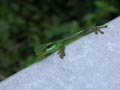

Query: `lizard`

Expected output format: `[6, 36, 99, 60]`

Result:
[34, 25, 107, 59]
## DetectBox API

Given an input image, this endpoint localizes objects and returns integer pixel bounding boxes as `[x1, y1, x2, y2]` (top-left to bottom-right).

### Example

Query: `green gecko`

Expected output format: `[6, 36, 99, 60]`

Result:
[34, 25, 107, 59]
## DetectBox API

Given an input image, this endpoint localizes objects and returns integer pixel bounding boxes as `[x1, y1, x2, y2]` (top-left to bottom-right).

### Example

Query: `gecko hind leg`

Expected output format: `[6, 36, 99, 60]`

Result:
[94, 25, 107, 35]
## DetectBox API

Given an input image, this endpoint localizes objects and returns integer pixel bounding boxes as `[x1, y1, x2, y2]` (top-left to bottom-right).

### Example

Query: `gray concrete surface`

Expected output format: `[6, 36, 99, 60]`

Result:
[0, 17, 120, 90]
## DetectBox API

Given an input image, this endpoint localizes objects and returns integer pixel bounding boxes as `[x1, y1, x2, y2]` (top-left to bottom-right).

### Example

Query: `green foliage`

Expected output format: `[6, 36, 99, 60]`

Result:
[83, 0, 118, 26]
[20, 56, 37, 68]
[0, 0, 120, 80]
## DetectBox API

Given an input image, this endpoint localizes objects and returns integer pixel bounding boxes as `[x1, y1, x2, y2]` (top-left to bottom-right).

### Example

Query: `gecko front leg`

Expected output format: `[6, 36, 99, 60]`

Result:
[57, 45, 65, 59]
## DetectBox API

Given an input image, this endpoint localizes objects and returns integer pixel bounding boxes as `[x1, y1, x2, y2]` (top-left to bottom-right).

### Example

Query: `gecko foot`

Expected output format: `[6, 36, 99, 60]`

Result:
[94, 25, 107, 35]
[57, 45, 65, 59]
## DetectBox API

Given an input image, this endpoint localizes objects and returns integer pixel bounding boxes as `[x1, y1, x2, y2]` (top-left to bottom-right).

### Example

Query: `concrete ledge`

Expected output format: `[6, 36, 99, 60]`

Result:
[0, 17, 120, 90]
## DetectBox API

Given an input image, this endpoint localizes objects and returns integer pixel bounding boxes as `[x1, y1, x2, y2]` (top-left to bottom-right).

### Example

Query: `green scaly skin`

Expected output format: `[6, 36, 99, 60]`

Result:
[34, 25, 107, 60]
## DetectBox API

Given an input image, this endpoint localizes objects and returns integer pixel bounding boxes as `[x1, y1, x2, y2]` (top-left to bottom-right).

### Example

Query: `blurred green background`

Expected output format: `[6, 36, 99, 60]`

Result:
[0, 0, 119, 81]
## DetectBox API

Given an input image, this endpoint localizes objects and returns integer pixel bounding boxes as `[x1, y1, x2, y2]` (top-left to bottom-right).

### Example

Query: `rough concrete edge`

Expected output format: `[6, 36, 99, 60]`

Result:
[0, 16, 120, 83]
